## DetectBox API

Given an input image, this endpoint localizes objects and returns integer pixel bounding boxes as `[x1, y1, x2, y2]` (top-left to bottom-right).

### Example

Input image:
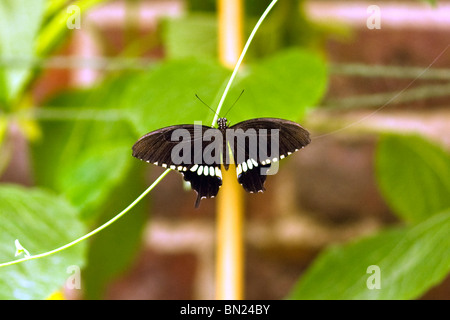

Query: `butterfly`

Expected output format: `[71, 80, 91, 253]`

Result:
[132, 117, 311, 208]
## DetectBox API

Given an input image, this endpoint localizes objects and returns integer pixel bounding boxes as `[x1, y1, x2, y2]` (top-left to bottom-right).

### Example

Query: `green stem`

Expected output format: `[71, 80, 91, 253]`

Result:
[0, 169, 170, 268]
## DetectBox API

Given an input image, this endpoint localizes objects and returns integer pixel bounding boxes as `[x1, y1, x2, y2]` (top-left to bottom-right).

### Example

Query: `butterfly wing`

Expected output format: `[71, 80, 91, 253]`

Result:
[229, 118, 310, 193]
[132, 124, 223, 207]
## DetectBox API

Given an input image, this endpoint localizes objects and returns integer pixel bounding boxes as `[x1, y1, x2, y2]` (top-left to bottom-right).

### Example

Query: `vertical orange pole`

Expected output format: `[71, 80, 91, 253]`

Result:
[216, 166, 244, 300]
[218, 0, 243, 69]
[216, 0, 244, 300]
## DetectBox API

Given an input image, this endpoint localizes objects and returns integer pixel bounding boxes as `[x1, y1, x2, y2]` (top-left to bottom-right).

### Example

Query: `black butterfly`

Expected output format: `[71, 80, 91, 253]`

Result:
[132, 117, 310, 207]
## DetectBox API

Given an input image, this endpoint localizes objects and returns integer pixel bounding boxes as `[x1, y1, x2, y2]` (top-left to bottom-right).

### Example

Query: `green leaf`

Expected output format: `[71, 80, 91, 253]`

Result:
[0, 185, 86, 299]
[56, 143, 131, 220]
[227, 48, 327, 123]
[83, 165, 149, 299]
[162, 13, 217, 60]
[36, 0, 108, 56]
[287, 210, 450, 300]
[120, 59, 230, 132]
[32, 79, 137, 221]
[122, 50, 326, 134]
[376, 134, 450, 223]
[0, 0, 45, 105]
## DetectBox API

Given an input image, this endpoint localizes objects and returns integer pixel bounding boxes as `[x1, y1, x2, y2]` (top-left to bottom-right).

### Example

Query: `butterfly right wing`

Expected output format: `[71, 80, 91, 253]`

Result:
[229, 118, 311, 193]
[132, 124, 223, 207]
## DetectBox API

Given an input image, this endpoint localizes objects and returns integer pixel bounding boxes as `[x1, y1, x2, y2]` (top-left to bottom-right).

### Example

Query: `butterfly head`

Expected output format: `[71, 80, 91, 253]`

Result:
[217, 117, 228, 131]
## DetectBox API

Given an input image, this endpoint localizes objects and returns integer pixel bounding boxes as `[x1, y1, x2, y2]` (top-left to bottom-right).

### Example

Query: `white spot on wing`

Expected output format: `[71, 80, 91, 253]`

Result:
[247, 159, 253, 170]
[215, 167, 222, 179]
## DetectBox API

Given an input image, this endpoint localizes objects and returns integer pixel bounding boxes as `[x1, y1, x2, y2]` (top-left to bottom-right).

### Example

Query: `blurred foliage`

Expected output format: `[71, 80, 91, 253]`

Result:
[0, 185, 86, 299]
[165, 0, 344, 61]
[0, 0, 447, 300]
[288, 210, 450, 299]
[32, 78, 137, 221]
[289, 134, 450, 299]
[227, 49, 326, 122]
[376, 134, 450, 223]
[163, 13, 218, 59]
[0, 0, 45, 108]
[83, 163, 149, 300]
[421, 0, 438, 5]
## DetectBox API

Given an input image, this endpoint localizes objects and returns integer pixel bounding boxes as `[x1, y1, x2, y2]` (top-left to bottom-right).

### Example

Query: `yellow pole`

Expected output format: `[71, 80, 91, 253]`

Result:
[216, 165, 244, 299]
[216, 0, 244, 300]
[218, 0, 243, 69]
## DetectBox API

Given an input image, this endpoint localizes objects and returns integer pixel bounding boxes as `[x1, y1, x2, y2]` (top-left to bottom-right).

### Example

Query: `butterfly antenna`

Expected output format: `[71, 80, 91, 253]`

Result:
[195, 94, 220, 118]
[223, 89, 245, 118]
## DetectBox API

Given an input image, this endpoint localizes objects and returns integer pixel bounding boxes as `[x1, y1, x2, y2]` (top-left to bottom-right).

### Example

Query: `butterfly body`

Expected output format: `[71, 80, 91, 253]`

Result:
[132, 117, 310, 207]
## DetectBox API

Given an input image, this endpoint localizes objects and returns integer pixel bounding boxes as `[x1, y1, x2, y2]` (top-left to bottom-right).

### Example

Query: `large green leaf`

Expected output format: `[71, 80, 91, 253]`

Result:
[122, 50, 326, 135]
[0, 0, 45, 105]
[120, 59, 231, 132]
[162, 13, 217, 60]
[32, 78, 137, 221]
[287, 210, 450, 300]
[82, 164, 149, 299]
[32, 76, 152, 297]
[56, 143, 132, 220]
[376, 134, 450, 223]
[30, 75, 151, 299]
[227, 48, 327, 123]
[0, 185, 86, 299]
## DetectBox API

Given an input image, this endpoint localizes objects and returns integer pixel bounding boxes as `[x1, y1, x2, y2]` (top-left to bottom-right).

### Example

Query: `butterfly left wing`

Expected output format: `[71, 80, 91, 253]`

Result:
[132, 124, 223, 208]
[229, 118, 310, 193]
